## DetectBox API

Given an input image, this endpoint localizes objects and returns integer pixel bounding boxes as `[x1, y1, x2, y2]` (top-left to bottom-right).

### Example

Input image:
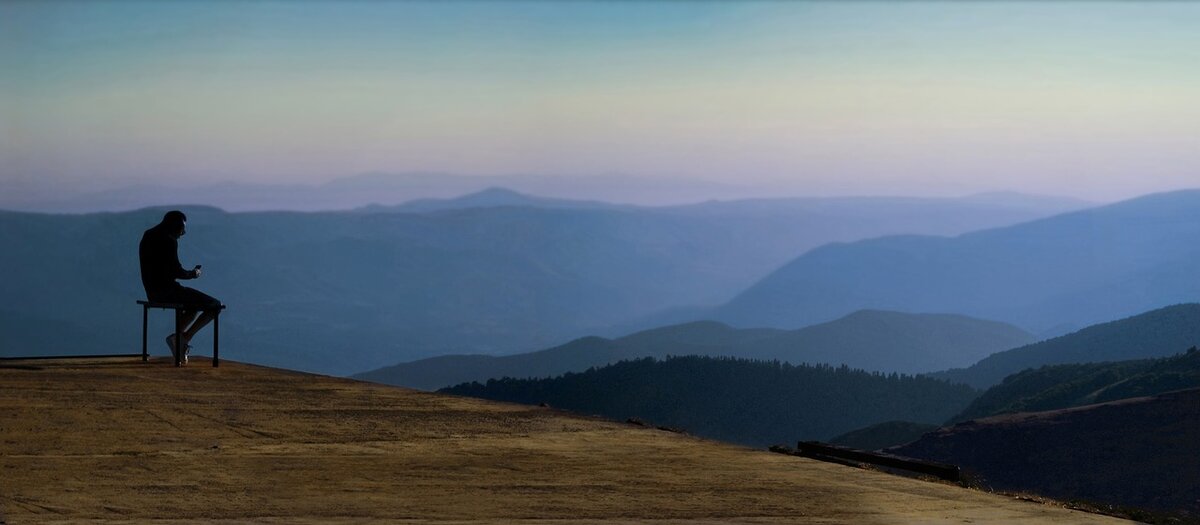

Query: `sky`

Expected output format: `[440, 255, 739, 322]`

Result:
[2, 0, 1199, 203]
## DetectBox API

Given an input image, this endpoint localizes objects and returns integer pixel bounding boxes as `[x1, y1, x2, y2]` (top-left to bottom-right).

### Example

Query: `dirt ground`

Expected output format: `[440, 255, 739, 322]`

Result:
[0, 357, 1132, 524]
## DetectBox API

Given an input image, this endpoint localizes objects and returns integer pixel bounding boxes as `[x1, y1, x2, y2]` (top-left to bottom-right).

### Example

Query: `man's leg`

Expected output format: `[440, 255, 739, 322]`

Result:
[168, 310, 200, 362]
[179, 309, 200, 327]
[183, 310, 216, 344]
[174, 287, 221, 345]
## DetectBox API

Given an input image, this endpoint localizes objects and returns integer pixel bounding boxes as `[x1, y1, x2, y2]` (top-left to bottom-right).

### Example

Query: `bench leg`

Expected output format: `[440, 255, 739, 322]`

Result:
[174, 310, 183, 367]
[142, 305, 149, 362]
[213, 311, 220, 368]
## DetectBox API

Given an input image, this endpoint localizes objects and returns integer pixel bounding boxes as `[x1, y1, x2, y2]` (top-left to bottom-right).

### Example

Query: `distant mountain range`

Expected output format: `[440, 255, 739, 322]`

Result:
[440, 355, 978, 446]
[929, 303, 1200, 388]
[1, 171, 1092, 214]
[710, 190, 1200, 334]
[892, 387, 1200, 517]
[805, 309, 1200, 451]
[355, 310, 1033, 390]
[420, 303, 1199, 448]
[358, 187, 624, 213]
[0, 190, 1069, 375]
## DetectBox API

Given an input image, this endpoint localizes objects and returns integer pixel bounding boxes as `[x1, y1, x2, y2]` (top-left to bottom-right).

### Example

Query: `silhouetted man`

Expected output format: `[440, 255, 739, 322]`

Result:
[139, 210, 221, 364]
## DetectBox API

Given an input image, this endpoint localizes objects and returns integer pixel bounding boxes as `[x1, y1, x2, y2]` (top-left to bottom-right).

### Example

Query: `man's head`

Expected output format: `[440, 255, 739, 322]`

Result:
[162, 210, 187, 239]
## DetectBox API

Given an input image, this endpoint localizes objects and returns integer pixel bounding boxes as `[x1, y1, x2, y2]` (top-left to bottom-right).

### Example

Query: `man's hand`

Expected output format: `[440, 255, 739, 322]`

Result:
[192, 265, 202, 278]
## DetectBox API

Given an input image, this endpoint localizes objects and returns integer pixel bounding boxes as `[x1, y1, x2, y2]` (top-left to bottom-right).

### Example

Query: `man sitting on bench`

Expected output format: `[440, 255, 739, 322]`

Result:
[139, 210, 222, 364]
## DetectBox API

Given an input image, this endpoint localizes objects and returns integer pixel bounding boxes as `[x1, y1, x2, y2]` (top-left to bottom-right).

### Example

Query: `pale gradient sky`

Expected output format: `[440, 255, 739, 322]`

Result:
[2, 1, 1199, 202]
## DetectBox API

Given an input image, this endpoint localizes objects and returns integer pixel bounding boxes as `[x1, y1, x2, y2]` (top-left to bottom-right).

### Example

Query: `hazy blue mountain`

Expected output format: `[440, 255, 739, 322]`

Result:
[929, 303, 1200, 388]
[947, 347, 1200, 423]
[358, 187, 622, 213]
[1, 191, 1078, 375]
[714, 190, 1200, 334]
[730, 310, 1033, 373]
[319, 172, 749, 208]
[355, 321, 781, 390]
[0, 172, 745, 213]
[665, 192, 1088, 222]
[1, 171, 1094, 214]
[355, 310, 1032, 390]
[440, 356, 979, 447]
[892, 387, 1200, 517]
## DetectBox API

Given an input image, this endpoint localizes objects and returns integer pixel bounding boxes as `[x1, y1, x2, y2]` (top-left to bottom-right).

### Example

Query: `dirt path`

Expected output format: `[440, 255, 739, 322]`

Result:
[0, 357, 1131, 524]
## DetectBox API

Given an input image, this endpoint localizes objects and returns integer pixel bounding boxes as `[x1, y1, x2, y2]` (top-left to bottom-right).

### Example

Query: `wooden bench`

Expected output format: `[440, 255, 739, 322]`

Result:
[137, 301, 226, 367]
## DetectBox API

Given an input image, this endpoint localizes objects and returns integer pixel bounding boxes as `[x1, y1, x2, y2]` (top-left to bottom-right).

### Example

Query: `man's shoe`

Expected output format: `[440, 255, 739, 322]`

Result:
[165, 333, 188, 361]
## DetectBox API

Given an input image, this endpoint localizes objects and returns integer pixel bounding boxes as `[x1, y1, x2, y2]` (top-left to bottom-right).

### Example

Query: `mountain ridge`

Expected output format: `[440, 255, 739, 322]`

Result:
[2, 171, 1094, 213]
[712, 189, 1200, 333]
[356, 309, 1031, 390]
[929, 303, 1200, 388]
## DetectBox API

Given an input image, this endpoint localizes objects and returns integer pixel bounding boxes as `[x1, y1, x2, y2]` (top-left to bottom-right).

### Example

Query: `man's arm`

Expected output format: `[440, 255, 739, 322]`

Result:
[167, 238, 199, 280]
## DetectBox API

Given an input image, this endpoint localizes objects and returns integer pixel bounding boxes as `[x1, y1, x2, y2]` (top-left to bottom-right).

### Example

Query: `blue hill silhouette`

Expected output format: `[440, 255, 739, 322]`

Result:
[357, 310, 1032, 390]
[714, 190, 1200, 334]
[930, 303, 1200, 388]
